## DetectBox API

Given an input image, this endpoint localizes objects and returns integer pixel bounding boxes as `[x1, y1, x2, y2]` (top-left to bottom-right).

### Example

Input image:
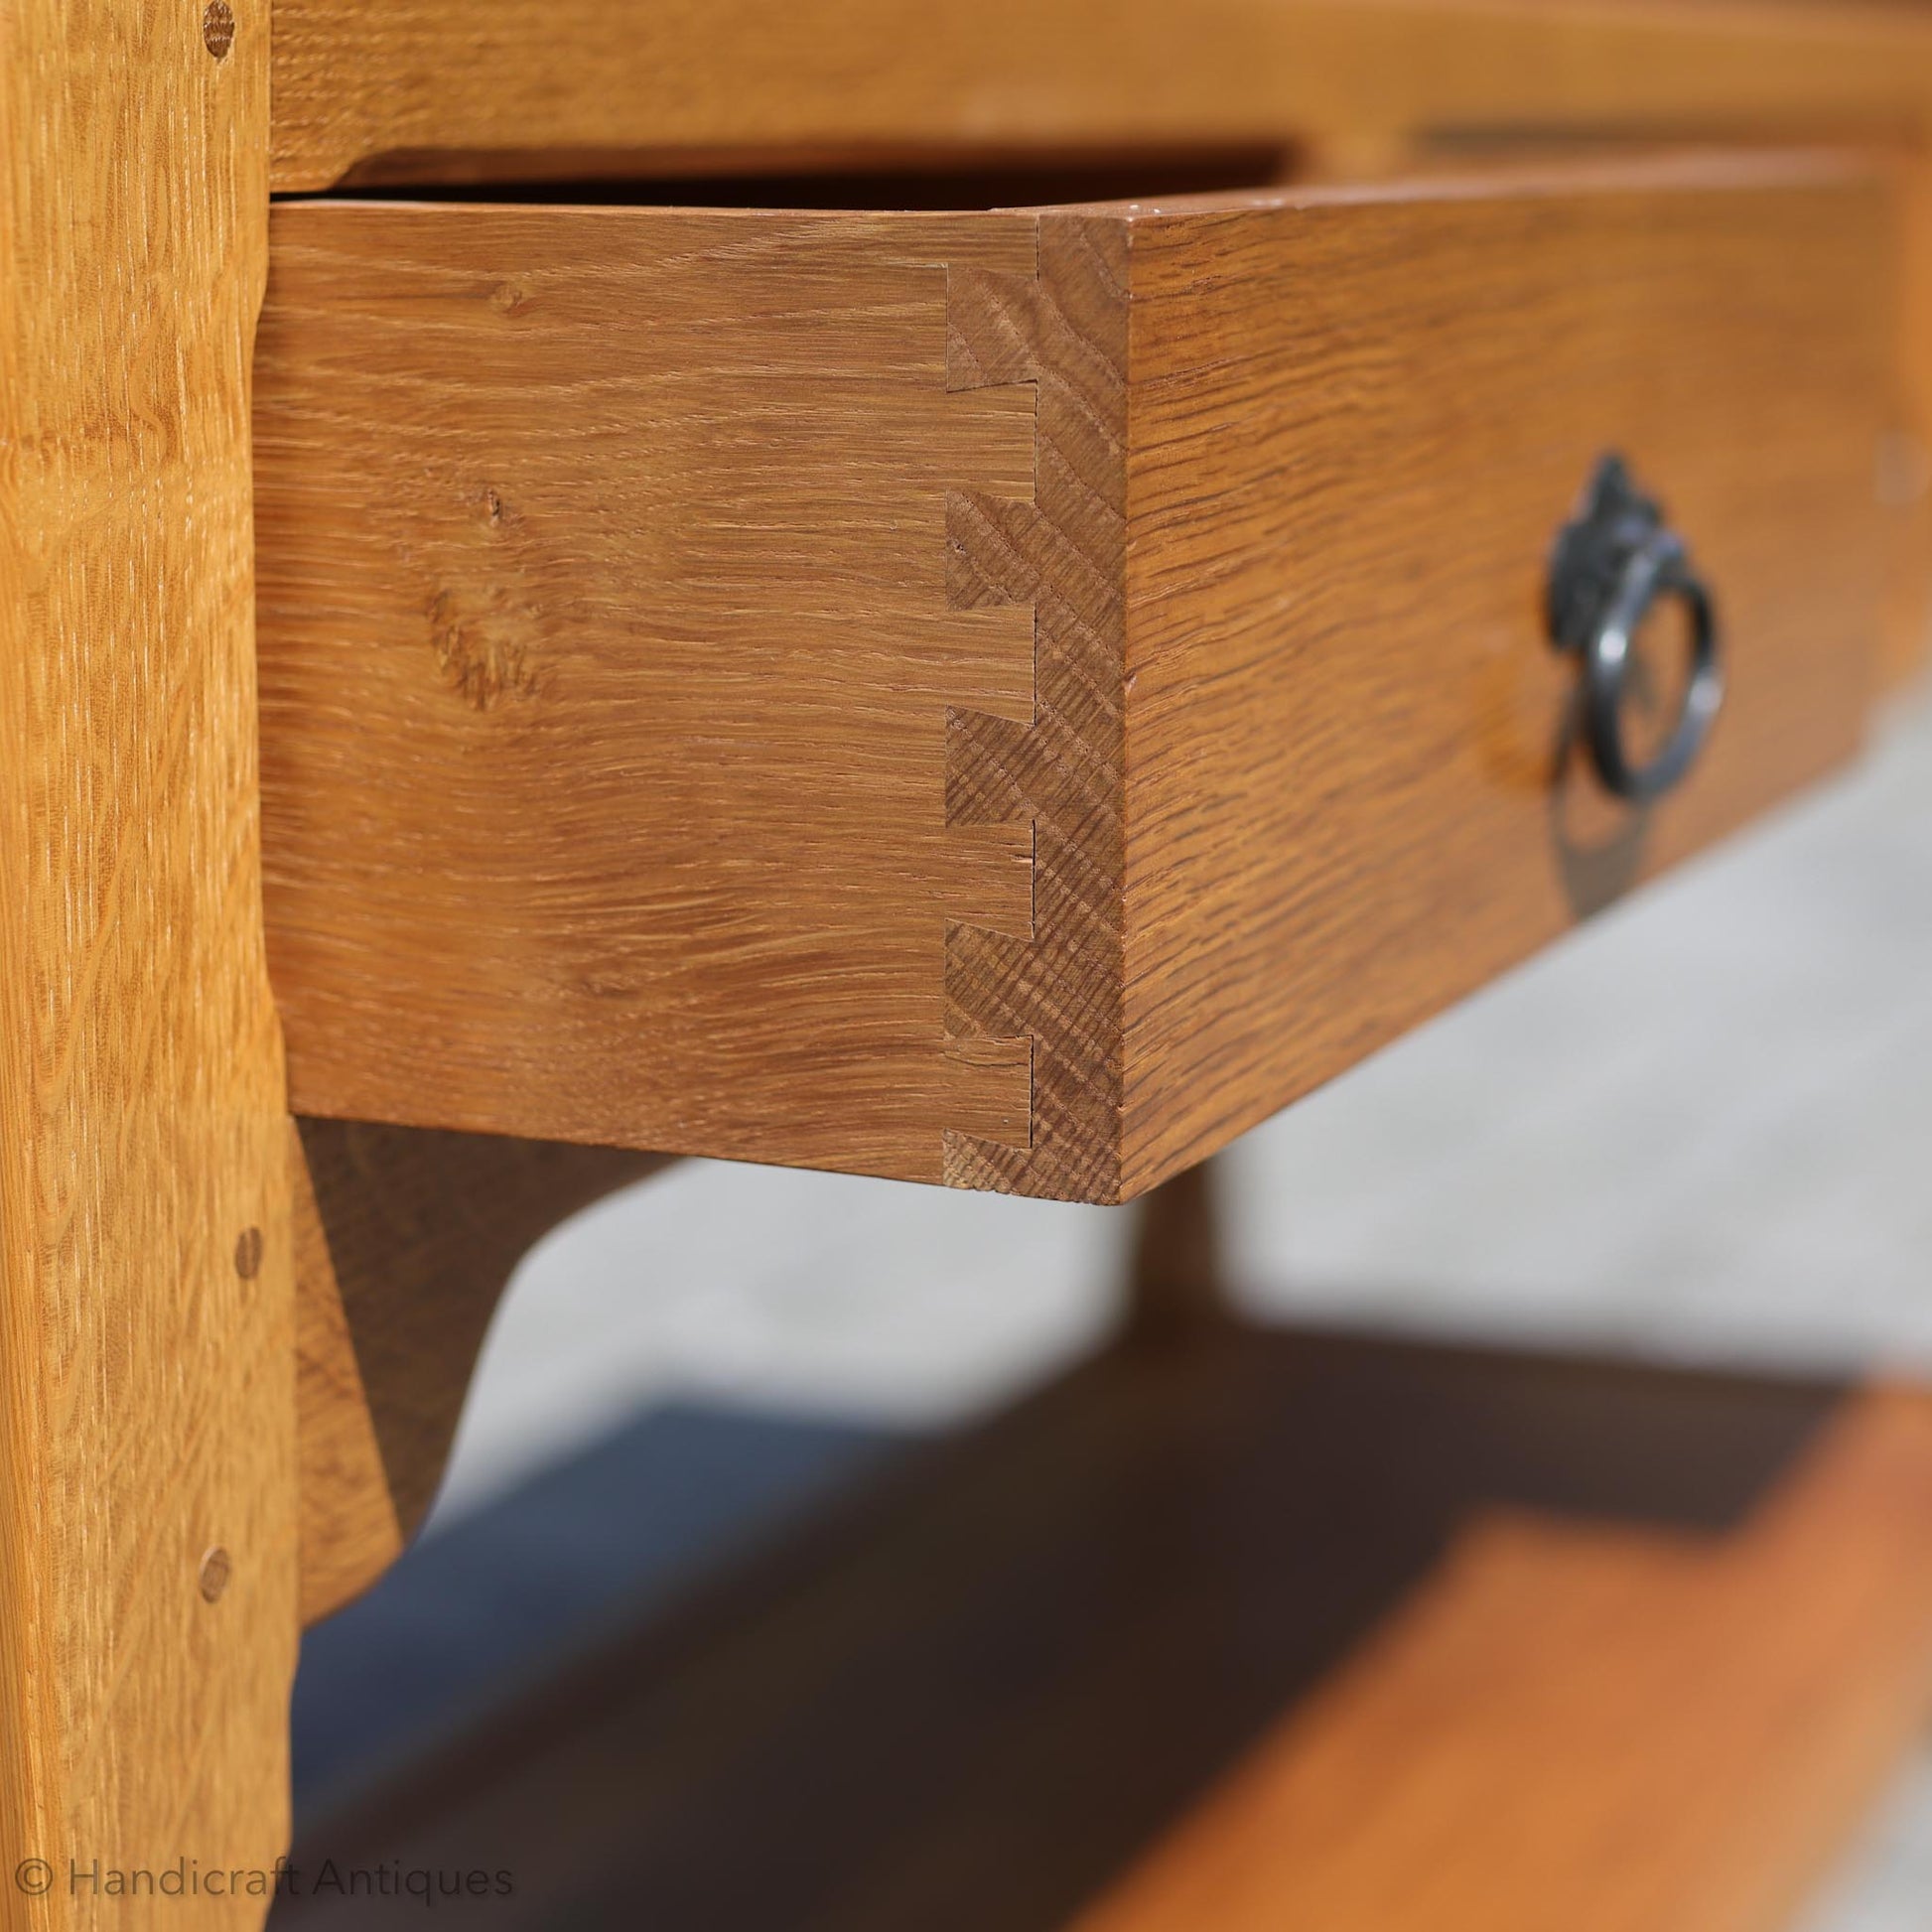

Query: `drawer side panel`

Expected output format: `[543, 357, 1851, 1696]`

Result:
[257, 205, 1045, 1183]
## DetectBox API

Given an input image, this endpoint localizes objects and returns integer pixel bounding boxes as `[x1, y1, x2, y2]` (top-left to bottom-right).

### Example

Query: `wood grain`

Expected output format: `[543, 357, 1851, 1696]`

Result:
[294, 1131, 405, 1628]
[1884, 152, 1932, 687]
[257, 206, 1040, 1184]
[1075, 1388, 1932, 1932]
[0, 0, 296, 1913]
[1123, 1161, 1230, 1342]
[943, 216, 1131, 1200]
[295, 1121, 668, 1624]
[270, 1334, 1932, 1932]
[1115, 156, 1898, 1192]
[265, 0, 1932, 193]
[258, 157, 1898, 1202]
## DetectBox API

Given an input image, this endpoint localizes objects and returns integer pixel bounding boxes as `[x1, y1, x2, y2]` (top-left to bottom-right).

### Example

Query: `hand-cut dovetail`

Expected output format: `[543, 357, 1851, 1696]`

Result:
[937, 261, 1046, 1165]
[948, 268, 1043, 392]
[939, 1032, 1033, 1148]
[940, 601, 1036, 726]
[946, 820, 1035, 941]
[947, 489, 1048, 614]
[938, 218, 1130, 1200]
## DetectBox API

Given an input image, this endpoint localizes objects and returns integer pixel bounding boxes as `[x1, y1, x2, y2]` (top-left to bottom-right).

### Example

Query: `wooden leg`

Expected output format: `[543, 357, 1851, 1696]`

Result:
[1123, 1159, 1232, 1342]
[0, 0, 293, 1920]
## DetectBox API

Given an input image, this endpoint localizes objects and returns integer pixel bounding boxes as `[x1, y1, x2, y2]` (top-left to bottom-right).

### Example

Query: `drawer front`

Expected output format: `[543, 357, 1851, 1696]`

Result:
[1113, 161, 1897, 1192]
[255, 155, 1901, 1202]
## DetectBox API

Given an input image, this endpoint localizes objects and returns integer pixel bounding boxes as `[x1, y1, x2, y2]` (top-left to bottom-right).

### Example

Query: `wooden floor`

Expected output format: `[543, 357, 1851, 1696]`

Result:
[273, 1331, 1932, 1931]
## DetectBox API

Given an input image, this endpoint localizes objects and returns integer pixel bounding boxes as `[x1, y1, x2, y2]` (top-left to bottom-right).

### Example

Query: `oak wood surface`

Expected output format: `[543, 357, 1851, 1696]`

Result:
[268, 1335, 1932, 1932]
[942, 214, 1130, 1199]
[1114, 156, 1896, 1191]
[1074, 1388, 1932, 1932]
[0, 0, 297, 1914]
[1123, 1161, 1230, 1342]
[257, 207, 1040, 1185]
[266, 0, 1932, 194]
[293, 1132, 405, 1628]
[257, 156, 1897, 1202]
[292, 1142, 1213, 1627]
[294, 1122, 668, 1625]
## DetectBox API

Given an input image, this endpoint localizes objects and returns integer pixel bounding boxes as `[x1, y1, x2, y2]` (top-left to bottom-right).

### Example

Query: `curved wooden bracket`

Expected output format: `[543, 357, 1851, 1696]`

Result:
[294, 1130, 1231, 1623]
[294, 1121, 668, 1624]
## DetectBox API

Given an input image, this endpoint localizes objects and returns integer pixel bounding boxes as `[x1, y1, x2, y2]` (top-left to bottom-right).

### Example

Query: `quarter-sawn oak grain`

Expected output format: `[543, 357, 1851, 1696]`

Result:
[1115, 159, 1893, 1189]
[257, 207, 1040, 1186]
[255, 155, 1898, 1202]
[0, 0, 298, 1913]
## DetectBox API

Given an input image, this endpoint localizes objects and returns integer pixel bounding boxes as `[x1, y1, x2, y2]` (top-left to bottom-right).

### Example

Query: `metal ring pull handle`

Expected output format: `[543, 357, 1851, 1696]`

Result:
[1548, 455, 1725, 804]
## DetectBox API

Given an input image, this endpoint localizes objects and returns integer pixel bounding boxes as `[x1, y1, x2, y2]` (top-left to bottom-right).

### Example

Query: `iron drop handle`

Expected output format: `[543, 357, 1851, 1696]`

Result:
[1547, 455, 1725, 804]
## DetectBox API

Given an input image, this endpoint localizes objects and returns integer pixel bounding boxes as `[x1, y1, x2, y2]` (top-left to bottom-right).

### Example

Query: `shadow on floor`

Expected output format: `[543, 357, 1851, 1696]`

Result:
[292, 1402, 902, 1815]
[275, 1327, 1843, 1930]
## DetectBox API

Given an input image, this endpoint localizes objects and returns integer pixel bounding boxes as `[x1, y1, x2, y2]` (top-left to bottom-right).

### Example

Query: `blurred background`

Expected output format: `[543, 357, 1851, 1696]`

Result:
[280, 685, 1932, 1928]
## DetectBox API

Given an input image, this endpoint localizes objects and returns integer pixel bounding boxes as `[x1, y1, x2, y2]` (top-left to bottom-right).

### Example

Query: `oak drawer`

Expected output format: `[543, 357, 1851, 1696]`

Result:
[255, 153, 1902, 1203]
